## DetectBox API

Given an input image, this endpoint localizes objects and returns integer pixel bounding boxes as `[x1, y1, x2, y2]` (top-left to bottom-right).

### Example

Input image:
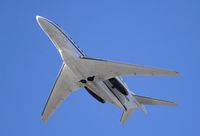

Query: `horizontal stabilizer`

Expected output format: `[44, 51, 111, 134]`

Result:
[133, 95, 176, 106]
[120, 109, 135, 124]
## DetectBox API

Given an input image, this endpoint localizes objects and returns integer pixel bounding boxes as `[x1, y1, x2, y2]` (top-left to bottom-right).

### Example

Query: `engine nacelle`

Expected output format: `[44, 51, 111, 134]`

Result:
[85, 87, 106, 103]
[109, 78, 129, 96]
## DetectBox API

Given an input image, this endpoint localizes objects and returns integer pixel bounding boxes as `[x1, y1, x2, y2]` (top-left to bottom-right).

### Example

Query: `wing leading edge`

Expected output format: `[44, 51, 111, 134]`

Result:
[42, 64, 81, 121]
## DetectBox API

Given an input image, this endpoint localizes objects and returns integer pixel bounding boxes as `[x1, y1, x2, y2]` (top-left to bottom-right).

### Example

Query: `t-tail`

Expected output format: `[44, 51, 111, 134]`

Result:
[120, 94, 176, 124]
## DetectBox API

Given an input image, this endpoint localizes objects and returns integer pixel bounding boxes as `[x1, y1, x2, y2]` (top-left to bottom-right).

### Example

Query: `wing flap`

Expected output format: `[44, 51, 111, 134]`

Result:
[42, 64, 81, 121]
[79, 57, 179, 81]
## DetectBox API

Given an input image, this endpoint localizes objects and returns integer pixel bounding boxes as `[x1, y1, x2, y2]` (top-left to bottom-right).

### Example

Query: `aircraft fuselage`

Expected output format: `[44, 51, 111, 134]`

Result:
[37, 16, 137, 111]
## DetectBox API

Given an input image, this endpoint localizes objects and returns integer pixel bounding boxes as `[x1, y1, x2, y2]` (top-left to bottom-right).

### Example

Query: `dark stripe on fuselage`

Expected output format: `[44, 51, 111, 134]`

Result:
[103, 81, 127, 111]
[80, 57, 107, 62]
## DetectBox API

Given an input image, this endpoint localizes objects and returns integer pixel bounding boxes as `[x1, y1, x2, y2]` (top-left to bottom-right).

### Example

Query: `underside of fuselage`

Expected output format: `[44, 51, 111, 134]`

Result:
[82, 76, 131, 111]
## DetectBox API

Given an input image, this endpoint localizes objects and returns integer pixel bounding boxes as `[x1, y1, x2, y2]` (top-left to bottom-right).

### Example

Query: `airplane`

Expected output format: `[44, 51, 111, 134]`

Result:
[36, 15, 179, 124]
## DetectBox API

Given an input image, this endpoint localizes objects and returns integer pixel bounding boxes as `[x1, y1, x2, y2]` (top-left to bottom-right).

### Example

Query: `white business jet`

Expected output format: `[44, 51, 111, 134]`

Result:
[36, 16, 178, 124]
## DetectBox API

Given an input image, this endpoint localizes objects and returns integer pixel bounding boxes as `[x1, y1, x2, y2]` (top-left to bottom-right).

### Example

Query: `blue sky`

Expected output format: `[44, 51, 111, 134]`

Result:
[0, 0, 200, 135]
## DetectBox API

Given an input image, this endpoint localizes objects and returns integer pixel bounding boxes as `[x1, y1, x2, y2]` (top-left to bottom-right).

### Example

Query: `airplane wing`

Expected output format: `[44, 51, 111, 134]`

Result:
[79, 57, 179, 81]
[41, 64, 81, 121]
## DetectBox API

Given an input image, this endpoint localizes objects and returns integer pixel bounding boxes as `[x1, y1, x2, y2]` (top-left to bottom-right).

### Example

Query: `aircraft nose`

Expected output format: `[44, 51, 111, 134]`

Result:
[36, 15, 41, 21]
[36, 15, 54, 33]
[36, 15, 46, 25]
